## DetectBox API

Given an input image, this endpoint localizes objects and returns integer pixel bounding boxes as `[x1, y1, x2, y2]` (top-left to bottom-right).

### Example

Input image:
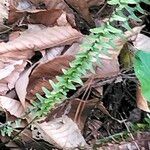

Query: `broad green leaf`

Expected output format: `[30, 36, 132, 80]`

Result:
[134, 51, 150, 102]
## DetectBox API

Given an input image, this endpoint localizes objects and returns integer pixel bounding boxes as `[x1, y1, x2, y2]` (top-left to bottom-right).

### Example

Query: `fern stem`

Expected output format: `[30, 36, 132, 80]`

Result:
[34, 0, 143, 117]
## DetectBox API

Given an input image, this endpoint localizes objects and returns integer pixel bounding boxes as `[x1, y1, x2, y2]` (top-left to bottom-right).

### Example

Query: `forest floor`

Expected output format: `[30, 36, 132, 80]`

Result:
[0, 0, 150, 149]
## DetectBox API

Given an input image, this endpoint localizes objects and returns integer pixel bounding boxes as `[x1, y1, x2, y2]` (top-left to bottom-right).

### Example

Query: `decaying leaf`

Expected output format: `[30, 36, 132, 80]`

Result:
[0, 96, 25, 118]
[32, 115, 87, 149]
[64, 42, 80, 56]
[0, 60, 23, 80]
[12, 0, 36, 11]
[40, 46, 64, 63]
[47, 98, 99, 130]
[133, 34, 150, 52]
[15, 63, 37, 108]
[0, 25, 83, 54]
[65, 0, 94, 26]
[136, 86, 150, 113]
[37, 0, 70, 11]
[0, 60, 27, 95]
[27, 55, 74, 100]
[0, 29, 35, 95]
[86, 0, 105, 7]
[27, 9, 63, 26]
[95, 59, 120, 78]
[65, 0, 105, 26]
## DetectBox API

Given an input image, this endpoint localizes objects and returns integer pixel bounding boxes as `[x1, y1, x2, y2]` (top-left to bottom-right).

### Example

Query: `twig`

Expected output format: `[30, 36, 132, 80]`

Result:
[120, 115, 140, 150]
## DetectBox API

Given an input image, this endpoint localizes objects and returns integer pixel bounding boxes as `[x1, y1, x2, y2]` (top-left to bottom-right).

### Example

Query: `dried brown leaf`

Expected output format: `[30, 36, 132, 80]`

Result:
[133, 33, 150, 52]
[31, 116, 87, 149]
[40, 46, 64, 63]
[136, 86, 150, 113]
[64, 43, 80, 56]
[0, 25, 83, 54]
[65, 0, 94, 26]
[27, 9, 63, 26]
[15, 46, 64, 103]
[15, 64, 37, 108]
[27, 55, 74, 100]
[37, 0, 70, 11]
[0, 60, 27, 95]
[86, 0, 105, 7]
[0, 96, 25, 117]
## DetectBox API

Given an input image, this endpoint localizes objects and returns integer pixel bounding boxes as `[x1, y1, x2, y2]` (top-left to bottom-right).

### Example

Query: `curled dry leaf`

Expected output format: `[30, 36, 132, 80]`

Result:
[8, 0, 72, 24]
[0, 96, 25, 118]
[95, 59, 120, 78]
[15, 63, 38, 108]
[27, 9, 74, 27]
[0, 25, 83, 54]
[32, 115, 87, 149]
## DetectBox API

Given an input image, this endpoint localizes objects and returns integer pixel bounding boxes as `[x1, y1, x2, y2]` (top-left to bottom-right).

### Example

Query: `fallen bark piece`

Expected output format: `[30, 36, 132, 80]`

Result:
[31, 115, 87, 149]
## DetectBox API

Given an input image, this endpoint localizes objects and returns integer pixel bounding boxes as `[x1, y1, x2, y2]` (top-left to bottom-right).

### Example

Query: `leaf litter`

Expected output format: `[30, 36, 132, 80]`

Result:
[0, 0, 149, 149]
